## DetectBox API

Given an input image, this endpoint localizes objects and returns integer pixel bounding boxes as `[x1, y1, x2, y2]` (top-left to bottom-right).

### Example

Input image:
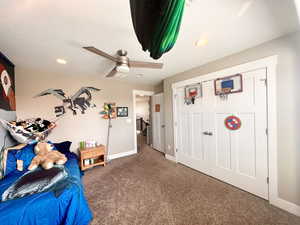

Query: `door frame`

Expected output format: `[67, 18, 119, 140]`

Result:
[133, 90, 155, 153]
[172, 55, 278, 203]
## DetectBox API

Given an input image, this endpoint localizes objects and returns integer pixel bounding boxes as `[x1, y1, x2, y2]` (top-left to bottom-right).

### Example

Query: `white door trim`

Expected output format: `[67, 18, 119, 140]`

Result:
[171, 55, 289, 213]
[133, 90, 155, 153]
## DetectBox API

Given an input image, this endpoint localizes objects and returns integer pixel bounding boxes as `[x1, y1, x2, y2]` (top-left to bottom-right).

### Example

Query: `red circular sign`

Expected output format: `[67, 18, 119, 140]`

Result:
[224, 116, 241, 130]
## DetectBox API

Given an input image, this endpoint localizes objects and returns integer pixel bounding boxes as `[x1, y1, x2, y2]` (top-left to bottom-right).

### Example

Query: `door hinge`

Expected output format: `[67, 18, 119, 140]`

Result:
[267, 177, 269, 184]
[260, 78, 267, 86]
[265, 128, 268, 135]
[174, 122, 178, 127]
[176, 148, 178, 152]
[174, 94, 177, 98]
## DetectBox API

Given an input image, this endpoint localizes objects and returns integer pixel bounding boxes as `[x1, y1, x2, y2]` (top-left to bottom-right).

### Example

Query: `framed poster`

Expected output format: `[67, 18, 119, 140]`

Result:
[0, 52, 16, 111]
[117, 107, 128, 117]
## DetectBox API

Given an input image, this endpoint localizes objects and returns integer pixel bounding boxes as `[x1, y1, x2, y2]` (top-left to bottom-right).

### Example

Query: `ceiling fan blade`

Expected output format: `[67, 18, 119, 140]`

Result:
[83, 46, 119, 62]
[106, 67, 118, 78]
[129, 60, 163, 69]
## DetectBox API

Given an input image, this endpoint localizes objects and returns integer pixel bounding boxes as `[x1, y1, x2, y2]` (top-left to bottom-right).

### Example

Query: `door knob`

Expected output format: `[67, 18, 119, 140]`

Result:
[203, 131, 213, 136]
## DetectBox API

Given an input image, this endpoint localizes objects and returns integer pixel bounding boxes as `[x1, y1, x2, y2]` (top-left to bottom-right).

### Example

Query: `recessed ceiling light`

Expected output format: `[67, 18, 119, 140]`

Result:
[238, 0, 254, 17]
[56, 58, 67, 64]
[195, 39, 208, 47]
[136, 74, 143, 78]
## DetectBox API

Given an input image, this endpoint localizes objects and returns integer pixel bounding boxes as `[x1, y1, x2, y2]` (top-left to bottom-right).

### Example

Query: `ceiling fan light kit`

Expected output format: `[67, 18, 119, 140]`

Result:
[116, 64, 130, 73]
[83, 46, 163, 78]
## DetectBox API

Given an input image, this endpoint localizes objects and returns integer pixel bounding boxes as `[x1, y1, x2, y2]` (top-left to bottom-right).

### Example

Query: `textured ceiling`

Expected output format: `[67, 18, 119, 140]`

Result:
[0, 0, 299, 85]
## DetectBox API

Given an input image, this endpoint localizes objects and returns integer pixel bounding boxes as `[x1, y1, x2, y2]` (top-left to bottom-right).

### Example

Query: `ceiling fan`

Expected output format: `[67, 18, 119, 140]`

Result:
[83, 47, 164, 78]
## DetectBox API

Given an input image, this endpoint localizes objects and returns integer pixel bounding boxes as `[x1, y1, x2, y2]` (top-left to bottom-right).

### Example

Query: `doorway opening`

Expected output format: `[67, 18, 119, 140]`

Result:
[136, 95, 151, 152]
[133, 90, 154, 153]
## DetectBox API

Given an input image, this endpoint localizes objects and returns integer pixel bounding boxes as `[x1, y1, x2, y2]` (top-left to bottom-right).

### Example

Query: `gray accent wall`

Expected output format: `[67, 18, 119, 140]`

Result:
[163, 31, 300, 206]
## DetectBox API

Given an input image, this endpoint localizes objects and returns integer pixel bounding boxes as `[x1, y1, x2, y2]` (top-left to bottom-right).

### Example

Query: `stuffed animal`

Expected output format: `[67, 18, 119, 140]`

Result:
[28, 142, 67, 170]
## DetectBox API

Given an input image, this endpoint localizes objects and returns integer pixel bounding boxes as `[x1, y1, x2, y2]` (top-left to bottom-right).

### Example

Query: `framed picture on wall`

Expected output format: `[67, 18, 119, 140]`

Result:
[0, 52, 16, 111]
[117, 107, 128, 117]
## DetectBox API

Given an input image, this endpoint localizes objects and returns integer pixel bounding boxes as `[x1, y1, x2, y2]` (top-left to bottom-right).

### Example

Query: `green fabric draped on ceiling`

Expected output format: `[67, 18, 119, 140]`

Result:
[130, 0, 185, 60]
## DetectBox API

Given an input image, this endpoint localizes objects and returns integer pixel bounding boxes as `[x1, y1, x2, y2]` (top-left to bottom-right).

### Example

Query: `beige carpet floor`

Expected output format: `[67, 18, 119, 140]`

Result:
[83, 143, 300, 225]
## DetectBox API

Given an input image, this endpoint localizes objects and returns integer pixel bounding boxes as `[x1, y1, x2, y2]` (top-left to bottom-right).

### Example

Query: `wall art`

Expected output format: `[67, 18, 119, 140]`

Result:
[117, 107, 128, 117]
[100, 103, 117, 120]
[35, 87, 101, 117]
[0, 52, 16, 111]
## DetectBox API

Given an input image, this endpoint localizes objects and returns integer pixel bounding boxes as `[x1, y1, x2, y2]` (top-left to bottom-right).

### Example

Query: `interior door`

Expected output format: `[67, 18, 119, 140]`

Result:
[152, 93, 165, 152]
[175, 68, 268, 199]
[209, 69, 268, 199]
[175, 82, 214, 174]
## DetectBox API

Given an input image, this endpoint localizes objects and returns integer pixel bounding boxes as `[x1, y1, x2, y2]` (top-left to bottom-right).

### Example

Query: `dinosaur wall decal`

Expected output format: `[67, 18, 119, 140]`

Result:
[34, 87, 101, 117]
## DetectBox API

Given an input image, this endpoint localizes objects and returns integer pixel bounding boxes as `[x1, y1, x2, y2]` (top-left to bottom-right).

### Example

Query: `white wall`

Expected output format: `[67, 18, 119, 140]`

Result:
[163, 31, 300, 206]
[15, 67, 155, 155]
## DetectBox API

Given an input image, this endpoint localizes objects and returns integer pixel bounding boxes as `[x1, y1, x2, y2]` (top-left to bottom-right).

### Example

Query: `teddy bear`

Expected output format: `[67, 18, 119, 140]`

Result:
[28, 142, 67, 170]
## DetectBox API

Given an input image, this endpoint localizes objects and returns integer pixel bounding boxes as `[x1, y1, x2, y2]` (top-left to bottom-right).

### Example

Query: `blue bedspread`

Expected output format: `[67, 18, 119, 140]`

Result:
[0, 153, 93, 225]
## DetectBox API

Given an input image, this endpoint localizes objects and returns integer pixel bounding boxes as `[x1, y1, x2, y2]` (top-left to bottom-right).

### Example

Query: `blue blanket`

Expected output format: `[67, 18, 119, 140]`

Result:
[0, 153, 93, 225]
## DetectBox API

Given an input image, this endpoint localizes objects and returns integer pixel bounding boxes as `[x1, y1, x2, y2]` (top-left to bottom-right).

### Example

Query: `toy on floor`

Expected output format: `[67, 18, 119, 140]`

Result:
[28, 142, 67, 170]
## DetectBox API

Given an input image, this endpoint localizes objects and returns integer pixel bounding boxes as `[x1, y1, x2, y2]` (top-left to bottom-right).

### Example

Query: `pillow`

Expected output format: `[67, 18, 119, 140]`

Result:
[2, 165, 68, 201]
[14, 143, 37, 171]
[5, 149, 19, 176]
[53, 141, 72, 155]
[0, 144, 26, 179]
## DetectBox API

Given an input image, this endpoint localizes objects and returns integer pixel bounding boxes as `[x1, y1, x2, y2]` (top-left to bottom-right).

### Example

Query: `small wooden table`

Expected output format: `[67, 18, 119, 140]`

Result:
[79, 145, 106, 171]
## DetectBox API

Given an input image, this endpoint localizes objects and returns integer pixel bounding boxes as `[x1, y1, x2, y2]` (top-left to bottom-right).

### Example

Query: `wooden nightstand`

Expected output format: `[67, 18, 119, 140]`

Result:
[79, 145, 106, 171]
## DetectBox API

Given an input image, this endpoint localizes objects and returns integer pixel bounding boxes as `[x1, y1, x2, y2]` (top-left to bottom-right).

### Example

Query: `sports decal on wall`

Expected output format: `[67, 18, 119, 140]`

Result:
[34, 87, 101, 117]
[0, 53, 16, 111]
[215, 74, 243, 100]
[184, 83, 202, 105]
[224, 115, 242, 131]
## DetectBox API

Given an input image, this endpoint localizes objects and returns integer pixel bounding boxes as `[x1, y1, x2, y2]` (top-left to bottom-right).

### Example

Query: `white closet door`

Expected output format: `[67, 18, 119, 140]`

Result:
[210, 69, 268, 199]
[175, 82, 214, 174]
[175, 68, 268, 199]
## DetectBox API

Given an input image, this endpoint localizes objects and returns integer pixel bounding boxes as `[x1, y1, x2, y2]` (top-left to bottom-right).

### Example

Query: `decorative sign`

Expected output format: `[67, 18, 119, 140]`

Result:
[155, 104, 160, 112]
[224, 115, 241, 131]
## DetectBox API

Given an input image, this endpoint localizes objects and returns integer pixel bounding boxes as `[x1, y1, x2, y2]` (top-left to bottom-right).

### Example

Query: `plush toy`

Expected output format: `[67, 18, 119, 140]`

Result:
[28, 142, 67, 170]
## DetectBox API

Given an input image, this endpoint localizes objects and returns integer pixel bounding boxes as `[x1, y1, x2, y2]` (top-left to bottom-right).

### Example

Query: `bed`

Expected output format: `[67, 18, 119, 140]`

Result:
[0, 142, 93, 225]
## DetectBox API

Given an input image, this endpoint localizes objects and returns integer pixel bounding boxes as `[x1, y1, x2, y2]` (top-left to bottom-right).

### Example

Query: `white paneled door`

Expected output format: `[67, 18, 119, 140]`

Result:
[175, 69, 268, 199]
[152, 93, 165, 152]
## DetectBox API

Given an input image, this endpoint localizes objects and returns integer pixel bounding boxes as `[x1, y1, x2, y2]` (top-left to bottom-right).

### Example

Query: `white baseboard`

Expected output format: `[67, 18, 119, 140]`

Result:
[108, 149, 137, 160]
[271, 197, 300, 217]
[165, 154, 177, 162]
